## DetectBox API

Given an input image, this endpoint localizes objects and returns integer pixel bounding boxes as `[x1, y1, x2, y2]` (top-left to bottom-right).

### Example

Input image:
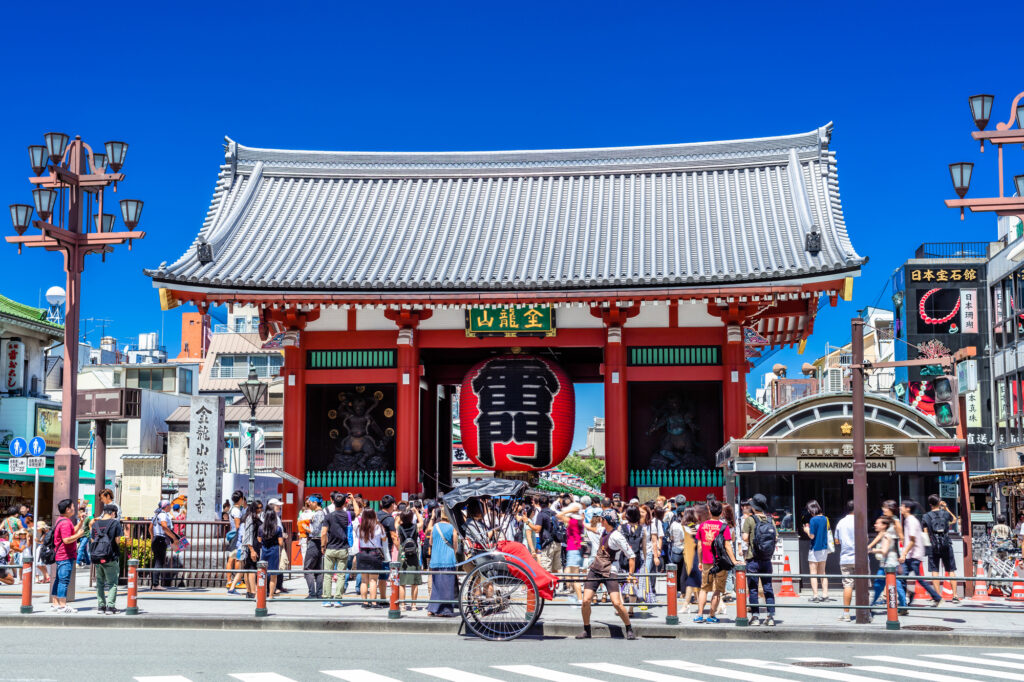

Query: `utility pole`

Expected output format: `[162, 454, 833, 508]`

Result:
[851, 317, 870, 624]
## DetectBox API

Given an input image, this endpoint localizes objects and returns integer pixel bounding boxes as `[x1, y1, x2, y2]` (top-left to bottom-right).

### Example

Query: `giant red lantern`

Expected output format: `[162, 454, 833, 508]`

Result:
[459, 354, 575, 472]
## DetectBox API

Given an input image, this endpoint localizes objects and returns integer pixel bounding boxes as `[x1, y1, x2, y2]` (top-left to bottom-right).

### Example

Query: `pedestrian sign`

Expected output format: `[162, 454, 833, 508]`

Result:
[28, 436, 45, 456]
[26, 457, 45, 469]
[8, 437, 27, 458]
[8, 458, 27, 473]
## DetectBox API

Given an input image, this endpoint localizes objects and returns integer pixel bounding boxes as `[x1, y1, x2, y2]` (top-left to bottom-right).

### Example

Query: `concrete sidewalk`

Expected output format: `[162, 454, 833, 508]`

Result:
[3, 568, 1024, 645]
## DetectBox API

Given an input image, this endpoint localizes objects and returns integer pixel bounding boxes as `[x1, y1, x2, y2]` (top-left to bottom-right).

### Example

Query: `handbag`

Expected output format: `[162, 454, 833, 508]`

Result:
[826, 517, 836, 554]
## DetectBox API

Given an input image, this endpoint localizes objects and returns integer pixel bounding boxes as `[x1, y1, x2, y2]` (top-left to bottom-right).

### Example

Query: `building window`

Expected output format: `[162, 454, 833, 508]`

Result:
[213, 354, 281, 379]
[126, 367, 176, 392]
[180, 368, 193, 394]
[76, 421, 92, 449]
[106, 421, 128, 448]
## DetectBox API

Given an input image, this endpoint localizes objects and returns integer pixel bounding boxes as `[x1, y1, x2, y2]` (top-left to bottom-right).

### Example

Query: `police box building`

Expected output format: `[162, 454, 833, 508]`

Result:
[148, 127, 864, 522]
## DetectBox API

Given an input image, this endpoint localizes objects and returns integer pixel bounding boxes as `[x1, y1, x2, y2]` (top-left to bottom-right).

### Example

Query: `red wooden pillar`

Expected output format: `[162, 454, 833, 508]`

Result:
[722, 324, 749, 442]
[604, 325, 628, 495]
[282, 328, 306, 524]
[396, 327, 421, 496]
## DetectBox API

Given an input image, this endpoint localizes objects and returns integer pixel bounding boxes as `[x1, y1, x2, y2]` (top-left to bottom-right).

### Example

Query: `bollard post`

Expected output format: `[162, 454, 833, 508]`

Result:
[126, 559, 139, 615]
[884, 566, 900, 631]
[734, 563, 748, 626]
[388, 561, 401, 619]
[665, 563, 678, 625]
[255, 561, 268, 617]
[20, 557, 33, 614]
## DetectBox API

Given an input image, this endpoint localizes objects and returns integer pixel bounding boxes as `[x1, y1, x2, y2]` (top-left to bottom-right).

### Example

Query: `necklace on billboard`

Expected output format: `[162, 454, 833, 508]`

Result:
[918, 288, 960, 325]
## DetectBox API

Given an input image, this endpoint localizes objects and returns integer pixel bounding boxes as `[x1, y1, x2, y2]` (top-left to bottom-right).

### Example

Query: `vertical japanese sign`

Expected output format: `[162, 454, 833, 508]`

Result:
[188, 396, 224, 521]
[959, 289, 977, 333]
[965, 388, 982, 429]
[3, 339, 24, 392]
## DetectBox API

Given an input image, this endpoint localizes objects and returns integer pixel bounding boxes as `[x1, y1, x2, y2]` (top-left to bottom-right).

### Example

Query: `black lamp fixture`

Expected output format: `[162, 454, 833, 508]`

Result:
[32, 187, 57, 222]
[949, 162, 974, 198]
[104, 141, 128, 172]
[119, 199, 144, 228]
[968, 94, 995, 130]
[9, 204, 33, 236]
[27, 145, 47, 176]
[238, 365, 268, 411]
[91, 152, 108, 174]
[93, 213, 115, 233]
[44, 132, 69, 164]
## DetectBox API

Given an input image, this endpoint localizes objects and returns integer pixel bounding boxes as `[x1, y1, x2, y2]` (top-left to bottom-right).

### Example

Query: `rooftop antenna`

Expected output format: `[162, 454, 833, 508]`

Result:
[45, 286, 66, 325]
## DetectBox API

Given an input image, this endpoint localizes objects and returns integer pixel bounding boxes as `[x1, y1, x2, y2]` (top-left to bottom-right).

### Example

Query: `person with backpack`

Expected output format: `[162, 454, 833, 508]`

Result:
[89, 504, 123, 614]
[397, 508, 423, 610]
[740, 494, 777, 626]
[48, 499, 88, 613]
[618, 505, 647, 616]
[922, 494, 959, 603]
[525, 495, 565, 577]
[693, 499, 735, 623]
[150, 500, 178, 591]
[900, 499, 942, 608]
[303, 495, 326, 599]
[320, 493, 350, 607]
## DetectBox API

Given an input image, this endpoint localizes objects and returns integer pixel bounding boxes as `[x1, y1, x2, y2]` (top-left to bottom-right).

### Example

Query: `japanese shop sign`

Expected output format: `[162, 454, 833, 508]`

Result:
[779, 441, 916, 457]
[909, 268, 978, 283]
[466, 306, 555, 337]
[3, 339, 23, 392]
[34, 405, 61, 449]
[797, 458, 895, 472]
[959, 289, 978, 333]
[188, 396, 224, 521]
[965, 388, 983, 429]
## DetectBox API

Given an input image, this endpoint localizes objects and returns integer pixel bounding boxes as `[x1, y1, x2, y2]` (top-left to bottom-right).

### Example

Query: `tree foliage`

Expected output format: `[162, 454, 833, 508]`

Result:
[559, 450, 605, 489]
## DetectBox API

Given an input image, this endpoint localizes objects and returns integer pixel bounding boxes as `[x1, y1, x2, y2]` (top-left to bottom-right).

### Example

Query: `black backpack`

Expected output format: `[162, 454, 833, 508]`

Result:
[398, 524, 419, 562]
[38, 522, 61, 565]
[751, 516, 777, 560]
[926, 511, 952, 554]
[710, 523, 735, 574]
[618, 523, 646, 570]
[541, 510, 566, 547]
[89, 519, 118, 563]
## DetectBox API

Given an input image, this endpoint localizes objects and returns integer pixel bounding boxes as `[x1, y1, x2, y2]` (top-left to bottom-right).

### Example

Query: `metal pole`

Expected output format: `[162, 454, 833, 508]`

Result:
[956, 393, 974, 584]
[248, 405, 256, 500]
[852, 317, 871, 624]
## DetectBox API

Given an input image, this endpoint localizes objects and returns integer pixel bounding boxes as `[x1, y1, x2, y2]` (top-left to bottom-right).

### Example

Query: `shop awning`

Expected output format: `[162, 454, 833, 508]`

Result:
[970, 465, 1024, 485]
[0, 466, 99, 484]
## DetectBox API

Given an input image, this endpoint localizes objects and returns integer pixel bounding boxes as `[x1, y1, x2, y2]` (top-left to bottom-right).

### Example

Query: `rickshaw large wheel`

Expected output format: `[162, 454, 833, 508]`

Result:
[459, 561, 541, 641]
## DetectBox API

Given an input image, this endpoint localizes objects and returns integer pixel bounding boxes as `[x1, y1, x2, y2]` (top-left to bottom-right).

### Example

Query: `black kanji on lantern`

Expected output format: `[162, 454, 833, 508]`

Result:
[471, 357, 560, 468]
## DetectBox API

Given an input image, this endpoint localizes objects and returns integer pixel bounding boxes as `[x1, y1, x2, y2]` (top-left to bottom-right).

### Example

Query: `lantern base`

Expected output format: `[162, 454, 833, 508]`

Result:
[493, 470, 540, 487]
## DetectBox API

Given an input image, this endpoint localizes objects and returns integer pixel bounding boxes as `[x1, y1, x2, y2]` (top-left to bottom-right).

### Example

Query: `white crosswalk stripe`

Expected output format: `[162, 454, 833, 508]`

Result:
[322, 671, 404, 682]
[648, 659, 794, 682]
[134, 677, 193, 682]
[410, 668, 505, 682]
[493, 665, 601, 682]
[984, 652, 1024, 660]
[924, 654, 1024, 670]
[854, 666, 981, 682]
[858, 654, 1024, 680]
[229, 675, 299, 682]
[723, 658, 890, 681]
[573, 662, 698, 682]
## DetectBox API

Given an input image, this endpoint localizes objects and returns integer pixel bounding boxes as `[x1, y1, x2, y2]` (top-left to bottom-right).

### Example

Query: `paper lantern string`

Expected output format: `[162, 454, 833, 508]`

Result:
[918, 288, 960, 325]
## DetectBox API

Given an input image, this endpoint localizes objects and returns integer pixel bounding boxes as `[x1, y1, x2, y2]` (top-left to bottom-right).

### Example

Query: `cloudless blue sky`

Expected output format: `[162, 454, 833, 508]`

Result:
[2, 2, 1021, 452]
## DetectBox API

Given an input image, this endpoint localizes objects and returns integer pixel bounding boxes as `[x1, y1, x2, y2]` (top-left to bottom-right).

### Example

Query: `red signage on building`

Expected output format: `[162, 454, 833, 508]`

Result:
[459, 355, 574, 472]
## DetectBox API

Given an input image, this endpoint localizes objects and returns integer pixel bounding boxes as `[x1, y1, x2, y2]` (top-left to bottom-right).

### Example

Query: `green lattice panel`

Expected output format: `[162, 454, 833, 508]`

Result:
[307, 349, 396, 369]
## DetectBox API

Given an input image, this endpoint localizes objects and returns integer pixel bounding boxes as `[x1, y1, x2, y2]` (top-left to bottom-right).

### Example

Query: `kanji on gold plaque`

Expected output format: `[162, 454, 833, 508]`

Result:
[466, 306, 555, 337]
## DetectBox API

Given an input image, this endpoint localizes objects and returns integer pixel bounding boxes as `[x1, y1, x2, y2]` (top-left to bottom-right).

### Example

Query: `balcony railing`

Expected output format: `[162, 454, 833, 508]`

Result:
[210, 365, 279, 379]
[213, 321, 260, 334]
[914, 242, 992, 259]
[222, 448, 283, 473]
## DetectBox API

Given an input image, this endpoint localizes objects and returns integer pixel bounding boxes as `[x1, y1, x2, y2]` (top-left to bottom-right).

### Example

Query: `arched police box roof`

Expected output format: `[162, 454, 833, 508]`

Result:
[745, 392, 950, 441]
[147, 126, 863, 294]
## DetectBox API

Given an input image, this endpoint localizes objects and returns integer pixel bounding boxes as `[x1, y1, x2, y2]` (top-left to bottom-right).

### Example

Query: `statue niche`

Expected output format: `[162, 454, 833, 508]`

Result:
[646, 394, 703, 470]
[329, 390, 393, 471]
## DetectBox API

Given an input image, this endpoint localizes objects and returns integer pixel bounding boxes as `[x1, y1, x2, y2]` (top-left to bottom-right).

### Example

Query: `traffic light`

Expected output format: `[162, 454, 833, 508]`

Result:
[932, 373, 959, 427]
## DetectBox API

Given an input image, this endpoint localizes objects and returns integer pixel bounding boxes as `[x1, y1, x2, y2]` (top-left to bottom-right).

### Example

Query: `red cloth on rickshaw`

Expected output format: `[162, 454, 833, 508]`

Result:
[497, 540, 558, 601]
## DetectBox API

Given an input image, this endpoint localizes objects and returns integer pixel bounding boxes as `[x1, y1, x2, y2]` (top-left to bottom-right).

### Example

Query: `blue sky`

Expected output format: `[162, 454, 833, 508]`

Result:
[1, 2, 1021, 452]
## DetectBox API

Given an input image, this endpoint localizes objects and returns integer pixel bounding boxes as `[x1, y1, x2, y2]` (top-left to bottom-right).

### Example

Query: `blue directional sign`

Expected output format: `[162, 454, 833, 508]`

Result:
[28, 437, 46, 456]
[8, 437, 27, 458]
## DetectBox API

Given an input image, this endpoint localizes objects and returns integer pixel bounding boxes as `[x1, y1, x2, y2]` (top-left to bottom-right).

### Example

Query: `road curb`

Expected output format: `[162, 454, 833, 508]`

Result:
[2, 613, 1023, 646]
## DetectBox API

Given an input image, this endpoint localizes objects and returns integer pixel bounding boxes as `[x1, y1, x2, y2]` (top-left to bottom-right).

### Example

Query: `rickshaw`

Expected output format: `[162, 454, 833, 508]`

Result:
[442, 478, 556, 641]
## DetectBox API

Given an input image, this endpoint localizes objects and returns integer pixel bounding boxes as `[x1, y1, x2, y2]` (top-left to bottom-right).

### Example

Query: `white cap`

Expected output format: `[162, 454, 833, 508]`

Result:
[268, 498, 282, 507]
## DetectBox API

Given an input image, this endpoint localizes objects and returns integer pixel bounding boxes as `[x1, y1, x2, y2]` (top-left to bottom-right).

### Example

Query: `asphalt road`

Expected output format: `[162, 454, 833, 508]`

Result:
[1, 628, 1022, 681]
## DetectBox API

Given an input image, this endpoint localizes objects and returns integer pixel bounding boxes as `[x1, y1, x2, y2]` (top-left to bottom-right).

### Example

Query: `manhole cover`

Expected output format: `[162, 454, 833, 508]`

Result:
[791, 662, 853, 668]
[902, 625, 954, 632]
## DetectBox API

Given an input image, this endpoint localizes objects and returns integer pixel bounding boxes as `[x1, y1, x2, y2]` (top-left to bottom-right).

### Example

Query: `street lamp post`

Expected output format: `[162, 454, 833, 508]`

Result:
[7, 135, 143, 522]
[239, 366, 268, 501]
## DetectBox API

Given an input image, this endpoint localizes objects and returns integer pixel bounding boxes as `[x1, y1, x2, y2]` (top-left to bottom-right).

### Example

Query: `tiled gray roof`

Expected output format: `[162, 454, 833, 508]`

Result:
[148, 126, 862, 292]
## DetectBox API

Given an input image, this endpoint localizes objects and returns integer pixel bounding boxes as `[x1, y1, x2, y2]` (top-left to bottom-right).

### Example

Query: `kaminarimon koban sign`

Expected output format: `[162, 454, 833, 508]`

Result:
[459, 355, 574, 472]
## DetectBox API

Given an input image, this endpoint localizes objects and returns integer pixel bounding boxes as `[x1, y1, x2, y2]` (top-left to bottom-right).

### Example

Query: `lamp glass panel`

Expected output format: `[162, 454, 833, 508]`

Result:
[32, 188, 57, 216]
[1017, 103, 1024, 130]
[9, 204, 33, 233]
[104, 141, 128, 168]
[92, 153, 107, 173]
[960, 162, 973, 188]
[969, 94, 994, 127]
[28, 145, 47, 173]
[94, 213, 115, 232]
[119, 199, 143, 226]
[44, 132, 69, 161]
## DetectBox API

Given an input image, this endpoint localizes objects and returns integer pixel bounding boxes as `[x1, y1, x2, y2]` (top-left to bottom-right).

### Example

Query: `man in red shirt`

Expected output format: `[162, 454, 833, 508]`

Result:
[694, 500, 736, 623]
[50, 499, 87, 613]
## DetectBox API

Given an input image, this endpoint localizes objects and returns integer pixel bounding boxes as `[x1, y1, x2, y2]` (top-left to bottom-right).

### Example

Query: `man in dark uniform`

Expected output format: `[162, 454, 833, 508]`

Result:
[577, 510, 636, 640]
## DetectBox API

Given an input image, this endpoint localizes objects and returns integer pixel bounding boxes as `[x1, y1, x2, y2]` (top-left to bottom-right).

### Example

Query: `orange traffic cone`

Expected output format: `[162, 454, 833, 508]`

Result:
[778, 555, 798, 597]
[941, 572, 956, 601]
[913, 573, 931, 601]
[1009, 561, 1024, 602]
[971, 562, 992, 602]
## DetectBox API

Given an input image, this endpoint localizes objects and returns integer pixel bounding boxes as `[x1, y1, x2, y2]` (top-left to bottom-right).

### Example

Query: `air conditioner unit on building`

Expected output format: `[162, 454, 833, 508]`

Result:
[823, 367, 844, 393]
[940, 460, 965, 473]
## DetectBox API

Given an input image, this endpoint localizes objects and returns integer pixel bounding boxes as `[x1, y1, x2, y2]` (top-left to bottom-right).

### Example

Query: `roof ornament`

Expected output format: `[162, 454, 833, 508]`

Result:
[805, 228, 821, 256]
[197, 236, 214, 264]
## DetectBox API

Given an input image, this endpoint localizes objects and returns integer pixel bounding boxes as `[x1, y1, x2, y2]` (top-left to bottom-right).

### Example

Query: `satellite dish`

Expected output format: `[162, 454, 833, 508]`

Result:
[45, 286, 66, 307]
